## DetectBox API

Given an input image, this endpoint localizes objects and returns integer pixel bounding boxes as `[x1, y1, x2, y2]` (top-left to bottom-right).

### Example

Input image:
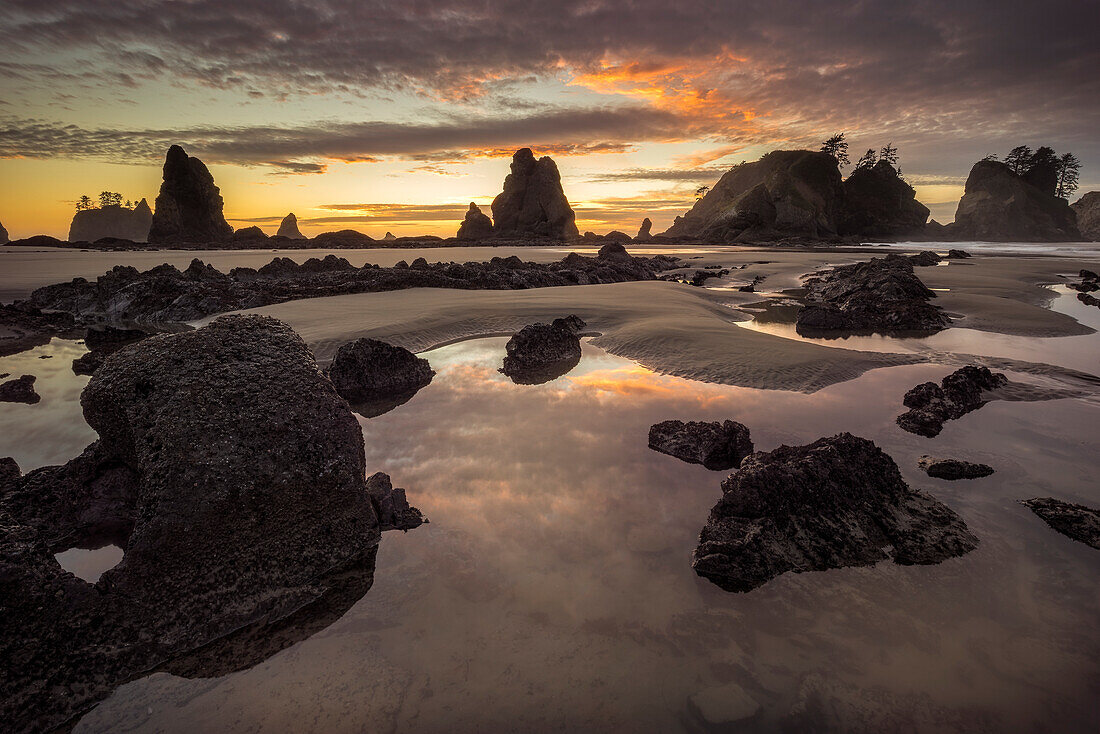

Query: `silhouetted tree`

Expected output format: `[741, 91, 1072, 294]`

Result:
[820, 133, 850, 167]
[124, 199, 133, 208]
[695, 185, 710, 200]
[878, 143, 899, 166]
[981, 153, 999, 161]
[1055, 153, 1081, 199]
[855, 149, 877, 170]
[76, 195, 93, 212]
[1004, 145, 1033, 174]
[98, 191, 123, 208]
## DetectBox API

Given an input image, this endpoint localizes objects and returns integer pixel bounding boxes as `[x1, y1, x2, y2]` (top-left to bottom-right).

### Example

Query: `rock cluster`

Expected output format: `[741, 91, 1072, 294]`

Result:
[277, 212, 306, 239]
[1069, 269, 1100, 308]
[68, 199, 153, 243]
[24, 248, 676, 325]
[795, 255, 949, 334]
[648, 419, 753, 470]
[692, 433, 979, 592]
[148, 145, 234, 244]
[327, 338, 435, 417]
[839, 161, 930, 237]
[491, 148, 579, 239]
[501, 315, 585, 384]
[897, 366, 1008, 437]
[947, 160, 1080, 241]
[365, 472, 426, 531]
[456, 202, 494, 240]
[1020, 498, 1100, 549]
[0, 316, 386, 731]
[918, 456, 994, 480]
[0, 374, 40, 404]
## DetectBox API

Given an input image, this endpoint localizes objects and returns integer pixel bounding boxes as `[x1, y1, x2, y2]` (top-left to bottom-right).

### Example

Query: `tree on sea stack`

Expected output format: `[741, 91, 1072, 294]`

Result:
[878, 143, 899, 166]
[1004, 145, 1033, 174]
[1056, 153, 1081, 200]
[820, 133, 850, 167]
[855, 149, 877, 170]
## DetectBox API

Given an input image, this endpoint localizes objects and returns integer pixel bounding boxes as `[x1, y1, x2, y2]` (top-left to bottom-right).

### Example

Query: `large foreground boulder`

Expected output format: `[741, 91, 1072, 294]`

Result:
[1020, 498, 1100, 549]
[840, 161, 930, 237]
[501, 315, 585, 384]
[68, 199, 153, 243]
[1071, 192, 1100, 241]
[491, 148, 579, 239]
[648, 420, 753, 471]
[0, 316, 383, 731]
[276, 212, 306, 239]
[947, 160, 1080, 241]
[796, 255, 949, 334]
[327, 337, 435, 417]
[897, 365, 1008, 437]
[457, 202, 494, 240]
[692, 433, 978, 592]
[663, 151, 844, 242]
[148, 145, 234, 244]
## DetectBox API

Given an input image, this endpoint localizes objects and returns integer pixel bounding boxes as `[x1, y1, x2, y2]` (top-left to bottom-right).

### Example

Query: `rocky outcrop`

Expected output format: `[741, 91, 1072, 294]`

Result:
[383, 231, 396, 240]
[0, 219, 7, 244]
[0, 315, 382, 731]
[233, 225, 268, 242]
[491, 148, 579, 239]
[0, 374, 40, 404]
[457, 202, 494, 240]
[947, 160, 1080, 241]
[648, 420, 753, 470]
[1071, 192, 1100, 241]
[1020, 498, 1100, 549]
[276, 212, 306, 239]
[796, 255, 949, 334]
[663, 151, 844, 242]
[5, 235, 66, 248]
[326, 337, 435, 417]
[501, 315, 585, 384]
[68, 199, 153, 243]
[839, 162, 930, 237]
[71, 326, 156, 376]
[148, 145, 233, 244]
[0, 303, 78, 356]
[918, 456, 994, 480]
[25, 249, 677, 325]
[897, 366, 1008, 437]
[365, 472, 426, 531]
[692, 433, 978, 592]
[636, 217, 653, 240]
[311, 229, 374, 247]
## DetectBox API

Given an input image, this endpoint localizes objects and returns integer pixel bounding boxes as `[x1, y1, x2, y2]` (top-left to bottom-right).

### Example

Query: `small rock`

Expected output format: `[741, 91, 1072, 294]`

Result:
[918, 456, 994, 480]
[0, 375, 40, 404]
[501, 316, 585, 384]
[897, 366, 1008, 437]
[648, 420, 753, 471]
[327, 338, 434, 417]
[365, 472, 426, 531]
[1021, 498, 1100, 549]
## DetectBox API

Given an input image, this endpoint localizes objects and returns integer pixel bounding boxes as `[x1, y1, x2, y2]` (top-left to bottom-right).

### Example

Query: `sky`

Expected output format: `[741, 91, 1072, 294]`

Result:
[1, 0, 1098, 240]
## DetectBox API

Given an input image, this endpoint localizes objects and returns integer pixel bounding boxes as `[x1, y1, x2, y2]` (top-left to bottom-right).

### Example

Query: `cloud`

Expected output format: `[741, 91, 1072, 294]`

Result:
[585, 167, 729, 184]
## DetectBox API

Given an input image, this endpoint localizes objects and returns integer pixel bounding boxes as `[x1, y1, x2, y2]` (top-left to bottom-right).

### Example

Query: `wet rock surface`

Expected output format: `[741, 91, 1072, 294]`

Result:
[22, 249, 676, 325]
[692, 433, 978, 592]
[0, 315, 382, 732]
[0, 303, 79, 356]
[1020, 498, 1100, 549]
[71, 325, 158, 375]
[490, 148, 579, 239]
[897, 366, 1008, 437]
[918, 456, 994, 480]
[327, 338, 435, 417]
[365, 472, 426, 531]
[0, 374, 40, 404]
[501, 315, 585, 384]
[796, 255, 949, 335]
[148, 145, 234, 244]
[648, 419, 753, 471]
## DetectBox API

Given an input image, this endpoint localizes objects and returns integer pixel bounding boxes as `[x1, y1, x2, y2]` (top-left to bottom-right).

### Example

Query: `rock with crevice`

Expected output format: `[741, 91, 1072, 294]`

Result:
[365, 472, 426, 531]
[327, 338, 434, 417]
[501, 315, 585, 384]
[918, 456, 994, 480]
[490, 148, 579, 239]
[456, 202, 494, 240]
[1020, 498, 1099, 549]
[692, 433, 978, 592]
[649, 419, 753, 470]
[0, 375, 40, 404]
[148, 145, 234, 244]
[897, 366, 1008, 437]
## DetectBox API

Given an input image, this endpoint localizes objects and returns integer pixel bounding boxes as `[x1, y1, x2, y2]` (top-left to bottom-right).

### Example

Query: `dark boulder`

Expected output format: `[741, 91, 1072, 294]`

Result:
[648, 420, 753, 470]
[908, 250, 942, 266]
[326, 338, 434, 417]
[148, 145, 234, 244]
[311, 229, 374, 247]
[1020, 498, 1100, 549]
[68, 199, 153, 243]
[0, 375, 40, 404]
[233, 225, 269, 242]
[947, 160, 1080, 241]
[456, 202, 494, 240]
[918, 456, 994, 480]
[490, 148, 579, 239]
[692, 433, 978, 592]
[946, 249, 971, 259]
[663, 150, 844, 242]
[276, 212, 306, 239]
[796, 255, 949, 335]
[840, 161, 930, 237]
[501, 315, 585, 384]
[365, 472, 426, 531]
[603, 230, 633, 243]
[897, 366, 1008, 437]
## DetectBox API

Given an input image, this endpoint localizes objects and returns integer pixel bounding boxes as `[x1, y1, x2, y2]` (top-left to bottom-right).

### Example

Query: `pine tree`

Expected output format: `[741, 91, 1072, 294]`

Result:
[878, 143, 899, 166]
[1055, 153, 1081, 199]
[855, 149, 877, 170]
[1004, 146, 1032, 174]
[820, 133, 850, 167]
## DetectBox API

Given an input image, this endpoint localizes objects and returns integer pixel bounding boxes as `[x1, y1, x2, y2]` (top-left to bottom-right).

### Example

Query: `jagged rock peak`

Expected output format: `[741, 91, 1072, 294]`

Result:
[490, 149, 579, 239]
[457, 202, 494, 240]
[148, 145, 234, 244]
[276, 212, 306, 239]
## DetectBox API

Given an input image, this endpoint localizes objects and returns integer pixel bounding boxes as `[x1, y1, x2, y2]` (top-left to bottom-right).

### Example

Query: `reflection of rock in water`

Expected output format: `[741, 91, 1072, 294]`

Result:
[1020, 498, 1100, 550]
[0, 316, 386, 733]
[503, 352, 581, 385]
[501, 315, 585, 384]
[648, 419, 753, 471]
[692, 433, 979, 593]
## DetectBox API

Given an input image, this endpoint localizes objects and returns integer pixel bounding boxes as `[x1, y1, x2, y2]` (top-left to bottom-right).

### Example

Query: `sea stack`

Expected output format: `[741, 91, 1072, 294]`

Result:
[490, 148, 579, 239]
[947, 159, 1080, 241]
[148, 145, 234, 244]
[636, 217, 653, 240]
[840, 161, 930, 237]
[276, 212, 306, 239]
[1071, 192, 1100, 241]
[457, 202, 493, 240]
[68, 199, 153, 243]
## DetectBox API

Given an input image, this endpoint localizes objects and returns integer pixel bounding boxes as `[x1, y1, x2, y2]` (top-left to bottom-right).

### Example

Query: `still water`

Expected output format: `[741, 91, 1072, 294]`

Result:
[2, 328, 1097, 732]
